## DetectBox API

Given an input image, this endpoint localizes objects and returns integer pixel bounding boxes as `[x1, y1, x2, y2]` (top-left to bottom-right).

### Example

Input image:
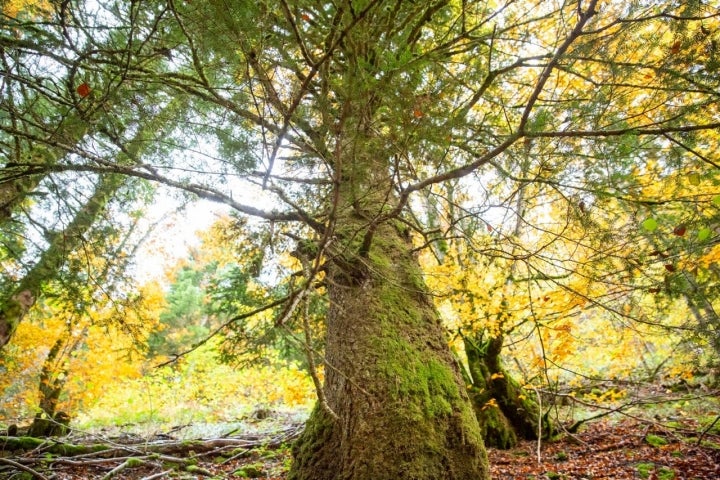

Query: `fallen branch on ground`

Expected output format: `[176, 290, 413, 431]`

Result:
[0, 423, 304, 479]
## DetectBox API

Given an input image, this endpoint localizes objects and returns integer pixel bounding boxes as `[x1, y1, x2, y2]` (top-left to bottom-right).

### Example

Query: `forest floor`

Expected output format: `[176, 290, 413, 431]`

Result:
[1, 415, 719, 479]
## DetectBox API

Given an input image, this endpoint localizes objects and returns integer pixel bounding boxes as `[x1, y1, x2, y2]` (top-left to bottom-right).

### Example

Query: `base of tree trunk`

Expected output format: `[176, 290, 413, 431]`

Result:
[289, 222, 490, 480]
[291, 399, 487, 480]
[464, 335, 550, 449]
[27, 412, 70, 437]
[470, 391, 518, 449]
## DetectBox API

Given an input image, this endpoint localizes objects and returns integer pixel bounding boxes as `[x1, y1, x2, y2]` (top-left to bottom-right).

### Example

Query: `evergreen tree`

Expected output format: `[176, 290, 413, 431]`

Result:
[2, 1, 719, 477]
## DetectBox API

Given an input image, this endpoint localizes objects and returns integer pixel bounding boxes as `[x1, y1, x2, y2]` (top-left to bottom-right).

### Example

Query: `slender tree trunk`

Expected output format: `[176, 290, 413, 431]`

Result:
[1, 98, 178, 350]
[290, 221, 489, 480]
[464, 334, 547, 449]
[0, 174, 125, 349]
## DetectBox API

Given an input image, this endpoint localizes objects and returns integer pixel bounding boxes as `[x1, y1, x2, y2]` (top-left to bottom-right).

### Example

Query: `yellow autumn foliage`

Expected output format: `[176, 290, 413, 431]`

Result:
[77, 340, 315, 428]
[1, 0, 51, 18]
[0, 281, 165, 422]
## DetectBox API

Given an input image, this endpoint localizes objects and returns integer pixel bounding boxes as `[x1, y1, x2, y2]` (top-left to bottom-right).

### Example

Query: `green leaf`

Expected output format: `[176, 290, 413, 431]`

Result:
[698, 227, 711, 241]
[713, 195, 720, 207]
[641, 218, 658, 232]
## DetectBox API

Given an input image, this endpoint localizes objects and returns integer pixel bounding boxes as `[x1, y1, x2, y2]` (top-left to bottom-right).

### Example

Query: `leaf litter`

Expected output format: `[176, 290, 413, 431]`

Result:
[1, 419, 719, 479]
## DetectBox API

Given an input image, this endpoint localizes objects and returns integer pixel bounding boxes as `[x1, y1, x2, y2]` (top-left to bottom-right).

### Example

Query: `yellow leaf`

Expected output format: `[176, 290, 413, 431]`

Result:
[481, 398, 499, 411]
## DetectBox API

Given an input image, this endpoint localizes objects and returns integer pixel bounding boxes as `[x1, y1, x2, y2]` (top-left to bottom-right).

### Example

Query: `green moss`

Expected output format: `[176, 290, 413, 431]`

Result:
[368, 248, 393, 270]
[2, 436, 44, 450]
[290, 404, 334, 473]
[0, 436, 110, 456]
[658, 467, 676, 480]
[232, 463, 265, 477]
[373, 334, 460, 418]
[376, 286, 423, 327]
[701, 440, 720, 449]
[126, 457, 144, 468]
[636, 463, 654, 479]
[476, 403, 517, 449]
[186, 465, 213, 475]
[645, 434, 669, 447]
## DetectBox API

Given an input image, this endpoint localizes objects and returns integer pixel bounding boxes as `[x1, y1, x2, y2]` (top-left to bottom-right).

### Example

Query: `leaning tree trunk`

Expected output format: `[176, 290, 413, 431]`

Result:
[290, 221, 489, 480]
[464, 334, 548, 449]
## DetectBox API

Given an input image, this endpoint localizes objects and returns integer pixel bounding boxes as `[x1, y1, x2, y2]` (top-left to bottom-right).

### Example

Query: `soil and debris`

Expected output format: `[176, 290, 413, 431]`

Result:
[1, 418, 718, 479]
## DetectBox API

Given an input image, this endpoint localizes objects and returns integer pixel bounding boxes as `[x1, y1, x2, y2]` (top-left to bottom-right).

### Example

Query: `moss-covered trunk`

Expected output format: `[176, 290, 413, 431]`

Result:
[290, 221, 488, 480]
[464, 334, 547, 449]
[27, 332, 84, 436]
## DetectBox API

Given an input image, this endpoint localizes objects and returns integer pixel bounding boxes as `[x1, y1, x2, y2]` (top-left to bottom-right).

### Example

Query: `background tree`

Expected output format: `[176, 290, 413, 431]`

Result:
[0, 227, 165, 433]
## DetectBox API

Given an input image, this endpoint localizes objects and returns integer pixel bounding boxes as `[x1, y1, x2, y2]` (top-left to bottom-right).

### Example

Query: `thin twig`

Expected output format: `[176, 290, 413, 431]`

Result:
[101, 458, 147, 480]
[140, 471, 172, 480]
[533, 386, 542, 464]
[697, 414, 720, 446]
[156, 295, 292, 368]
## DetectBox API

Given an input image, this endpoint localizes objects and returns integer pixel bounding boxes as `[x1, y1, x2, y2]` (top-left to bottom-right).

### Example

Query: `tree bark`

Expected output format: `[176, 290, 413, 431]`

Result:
[290, 221, 488, 480]
[27, 331, 85, 437]
[464, 334, 548, 449]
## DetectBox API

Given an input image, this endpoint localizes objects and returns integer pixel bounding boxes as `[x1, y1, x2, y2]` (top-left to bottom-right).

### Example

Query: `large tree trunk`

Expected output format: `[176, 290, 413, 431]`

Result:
[464, 334, 548, 449]
[290, 221, 489, 480]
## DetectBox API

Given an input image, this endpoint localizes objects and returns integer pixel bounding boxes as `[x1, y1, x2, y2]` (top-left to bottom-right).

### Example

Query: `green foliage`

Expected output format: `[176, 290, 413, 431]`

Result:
[645, 434, 669, 448]
[233, 463, 266, 478]
[636, 462, 675, 480]
[148, 266, 211, 356]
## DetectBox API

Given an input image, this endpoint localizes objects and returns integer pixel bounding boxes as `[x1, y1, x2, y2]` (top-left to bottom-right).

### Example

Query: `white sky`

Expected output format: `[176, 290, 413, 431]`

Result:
[131, 198, 227, 281]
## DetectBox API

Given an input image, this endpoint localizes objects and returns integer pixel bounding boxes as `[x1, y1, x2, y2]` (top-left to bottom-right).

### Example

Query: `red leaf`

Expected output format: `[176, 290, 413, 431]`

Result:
[76, 83, 91, 98]
[301, 13, 310, 21]
[664, 264, 676, 272]
[673, 224, 686, 236]
[413, 109, 424, 118]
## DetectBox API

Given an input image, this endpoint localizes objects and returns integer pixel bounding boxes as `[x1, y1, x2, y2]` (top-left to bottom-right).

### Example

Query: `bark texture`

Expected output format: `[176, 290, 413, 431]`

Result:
[290, 222, 488, 480]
